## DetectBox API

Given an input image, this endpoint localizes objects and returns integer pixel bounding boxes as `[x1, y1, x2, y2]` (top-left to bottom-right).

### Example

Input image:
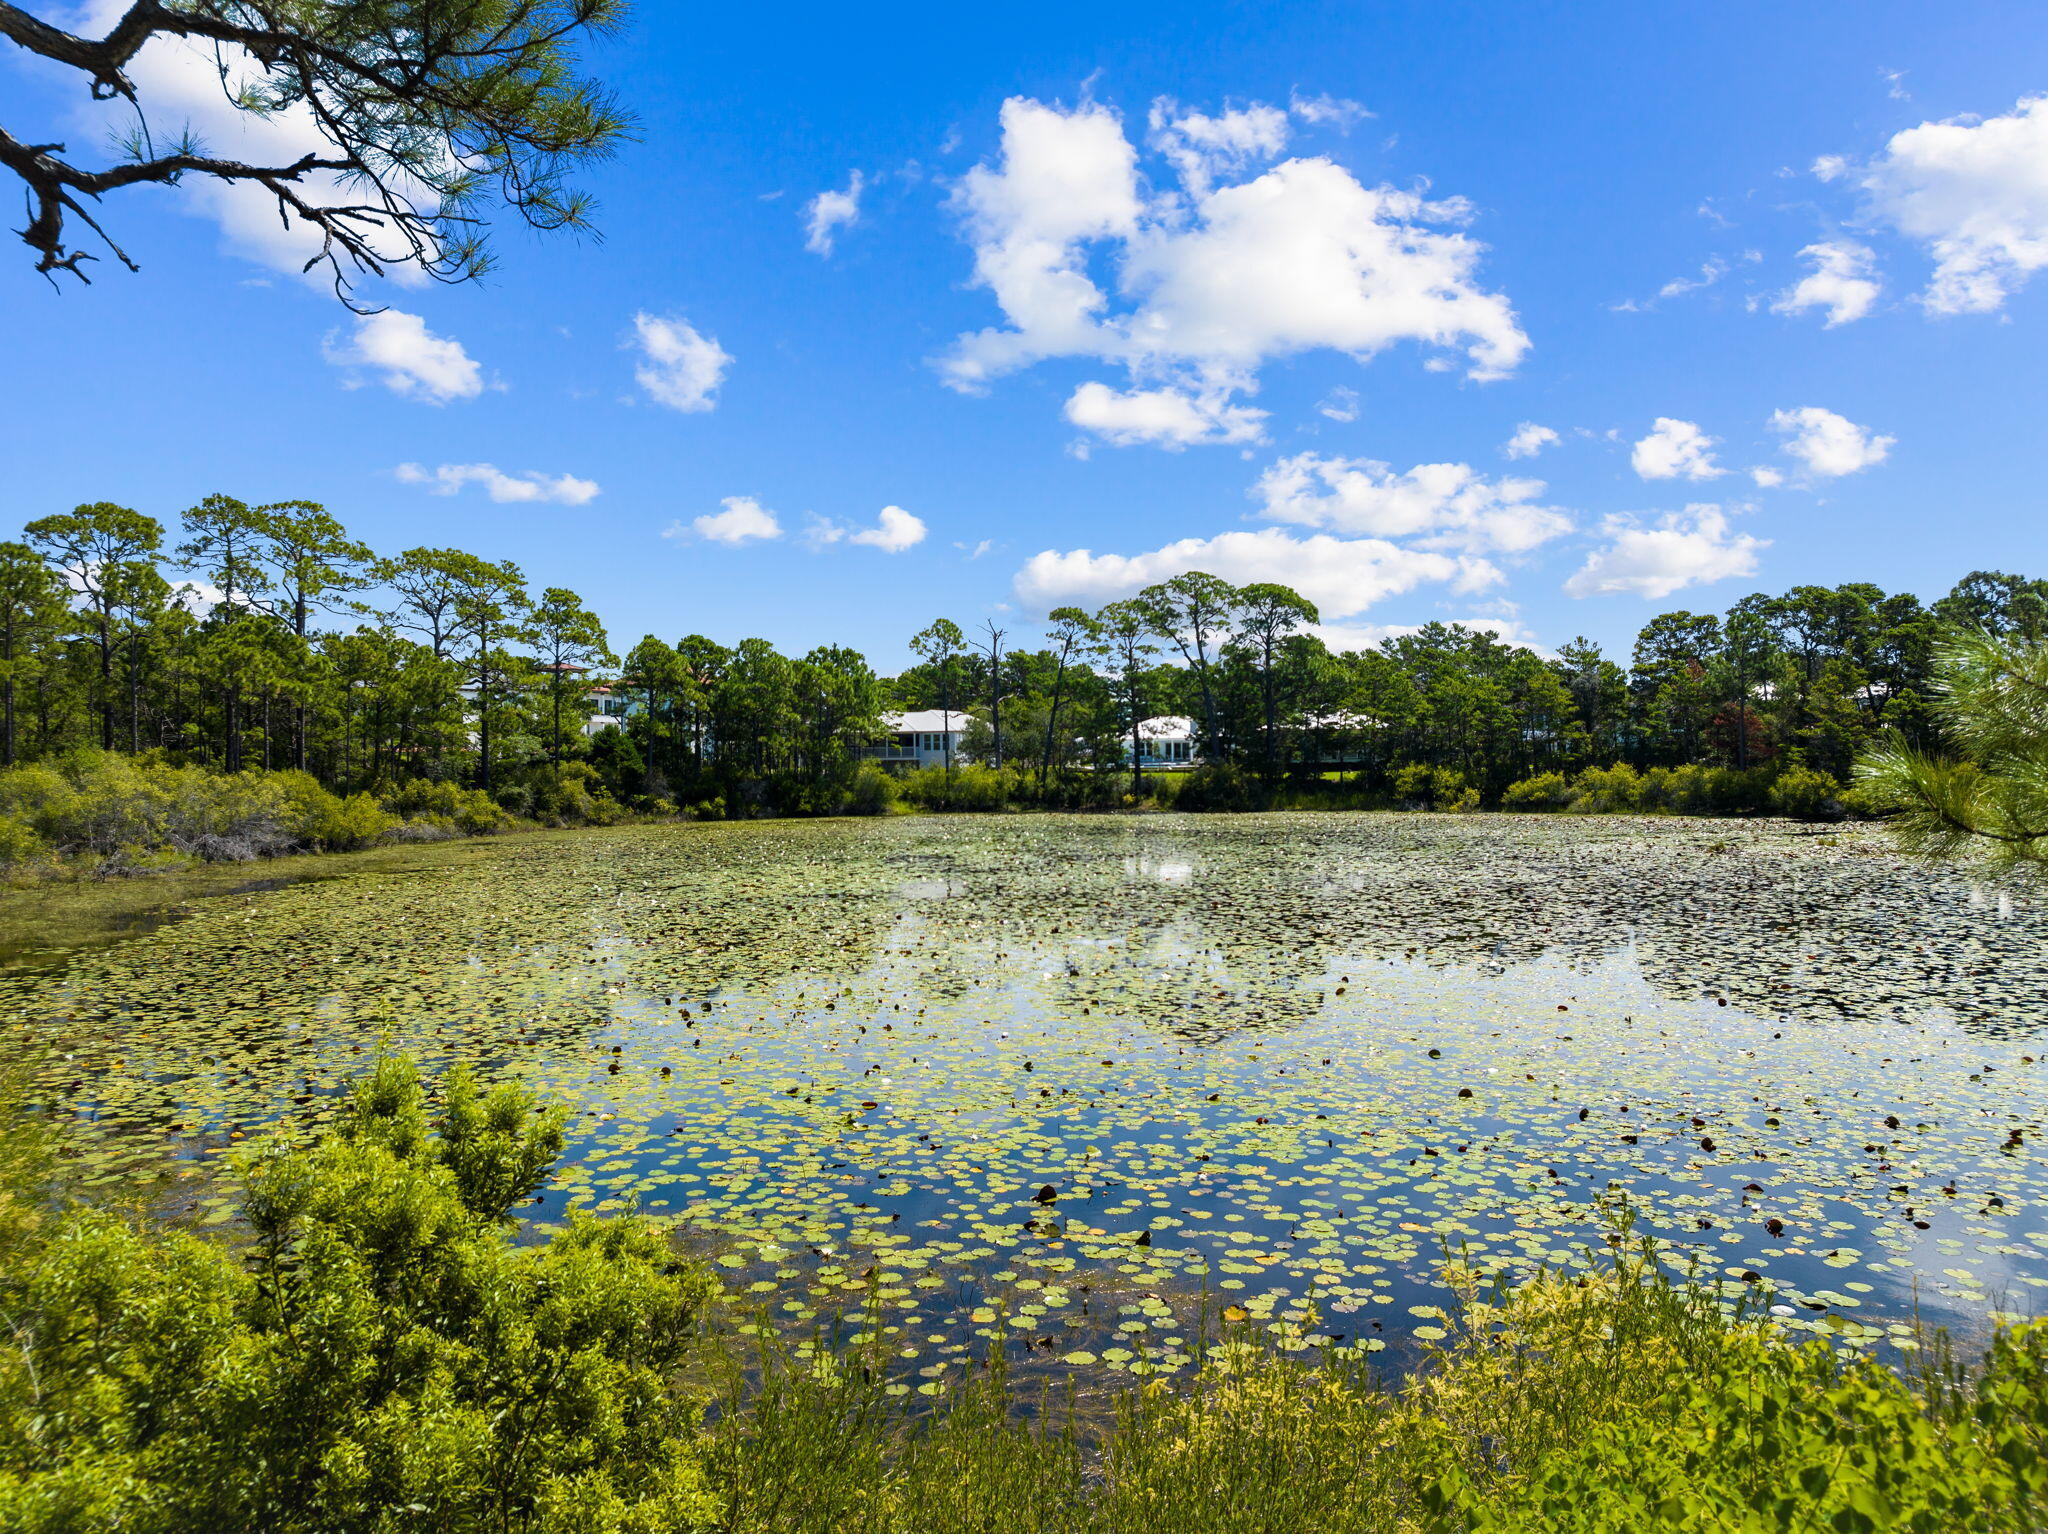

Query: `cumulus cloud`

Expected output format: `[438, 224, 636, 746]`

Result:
[1308, 615, 1544, 654]
[804, 170, 865, 255]
[1014, 527, 1496, 619]
[1148, 98, 1291, 195]
[1064, 381, 1268, 447]
[1564, 506, 1765, 600]
[630, 313, 732, 412]
[395, 462, 599, 505]
[1252, 452, 1572, 555]
[677, 496, 783, 546]
[322, 310, 485, 404]
[851, 505, 929, 552]
[943, 96, 1527, 440]
[1630, 417, 1724, 481]
[1502, 422, 1559, 459]
[51, 1, 373, 277]
[1768, 406, 1894, 478]
[1844, 95, 2048, 313]
[1771, 241, 1882, 326]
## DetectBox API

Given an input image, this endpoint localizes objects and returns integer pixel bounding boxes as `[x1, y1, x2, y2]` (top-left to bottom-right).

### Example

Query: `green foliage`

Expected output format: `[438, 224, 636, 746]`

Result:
[1169, 761, 1266, 812]
[698, 1242, 2048, 1534]
[1571, 762, 1644, 813]
[1393, 763, 1474, 812]
[0, 1058, 716, 1534]
[1859, 628, 2048, 866]
[896, 763, 1018, 812]
[841, 763, 899, 816]
[380, 778, 517, 837]
[1500, 770, 1571, 811]
[1768, 764, 1846, 821]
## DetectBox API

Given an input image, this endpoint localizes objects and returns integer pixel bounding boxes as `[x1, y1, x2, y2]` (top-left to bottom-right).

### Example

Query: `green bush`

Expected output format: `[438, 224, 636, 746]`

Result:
[379, 778, 515, 836]
[1170, 762, 1265, 812]
[1393, 763, 1471, 812]
[1769, 764, 1845, 820]
[841, 763, 899, 816]
[0, 1058, 716, 1533]
[895, 763, 1017, 812]
[1569, 762, 1644, 814]
[273, 770, 399, 851]
[0, 817, 48, 872]
[0, 750, 295, 863]
[1501, 771, 1572, 811]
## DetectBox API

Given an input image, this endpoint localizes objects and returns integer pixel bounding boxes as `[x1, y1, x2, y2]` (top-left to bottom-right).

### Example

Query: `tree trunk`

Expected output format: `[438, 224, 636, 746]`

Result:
[97, 617, 114, 750]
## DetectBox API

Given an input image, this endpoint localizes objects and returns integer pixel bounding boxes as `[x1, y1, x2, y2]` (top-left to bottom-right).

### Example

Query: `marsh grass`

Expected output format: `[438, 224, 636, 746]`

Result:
[698, 1235, 2048, 1532]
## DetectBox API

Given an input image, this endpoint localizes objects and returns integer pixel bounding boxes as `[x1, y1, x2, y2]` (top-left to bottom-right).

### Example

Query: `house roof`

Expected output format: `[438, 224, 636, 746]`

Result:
[1136, 715, 1195, 741]
[884, 709, 969, 733]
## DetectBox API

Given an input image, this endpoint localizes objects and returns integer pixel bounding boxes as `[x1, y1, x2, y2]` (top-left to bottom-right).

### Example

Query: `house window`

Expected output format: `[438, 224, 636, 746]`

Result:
[917, 732, 952, 752]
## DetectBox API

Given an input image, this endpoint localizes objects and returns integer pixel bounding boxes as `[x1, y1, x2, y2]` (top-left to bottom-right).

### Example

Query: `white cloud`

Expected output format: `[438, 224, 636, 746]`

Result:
[630, 313, 732, 412]
[1147, 98, 1291, 195]
[395, 462, 599, 505]
[1252, 452, 1571, 555]
[804, 171, 865, 255]
[1289, 92, 1371, 130]
[50, 2, 372, 278]
[322, 310, 485, 404]
[1502, 422, 1559, 459]
[943, 96, 1527, 437]
[1771, 241, 1881, 326]
[804, 505, 931, 552]
[680, 496, 783, 546]
[1015, 526, 1496, 619]
[1855, 95, 2048, 313]
[1659, 256, 1730, 300]
[1812, 154, 1850, 183]
[1767, 406, 1893, 478]
[1564, 506, 1765, 600]
[1630, 417, 1724, 481]
[850, 505, 928, 552]
[1064, 381, 1268, 447]
[1309, 615, 1544, 653]
[1317, 386, 1360, 422]
[1750, 465, 1787, 488]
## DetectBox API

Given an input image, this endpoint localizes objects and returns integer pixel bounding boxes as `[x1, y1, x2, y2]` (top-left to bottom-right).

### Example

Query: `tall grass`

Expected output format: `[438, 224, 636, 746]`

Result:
[703, 1248, 2048, 1532]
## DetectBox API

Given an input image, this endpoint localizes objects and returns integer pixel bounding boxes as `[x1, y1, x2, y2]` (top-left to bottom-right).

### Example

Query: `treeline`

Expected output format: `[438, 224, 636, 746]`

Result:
[5, 498, 2041, 839]
[882, 570, 2039, 812]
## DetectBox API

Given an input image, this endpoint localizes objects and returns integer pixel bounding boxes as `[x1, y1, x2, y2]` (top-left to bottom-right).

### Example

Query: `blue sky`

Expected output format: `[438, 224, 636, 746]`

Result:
[5, 0, 2047, 668]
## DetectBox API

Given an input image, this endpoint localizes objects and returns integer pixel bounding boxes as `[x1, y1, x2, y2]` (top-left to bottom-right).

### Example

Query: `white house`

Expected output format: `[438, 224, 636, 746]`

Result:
[863, 709, 969, 769]
[1127, 715, 1197, 768]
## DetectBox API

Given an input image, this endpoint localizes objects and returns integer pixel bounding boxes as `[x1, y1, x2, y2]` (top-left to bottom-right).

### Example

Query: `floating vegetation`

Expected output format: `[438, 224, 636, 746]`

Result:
[3, 813, 2043, 1380]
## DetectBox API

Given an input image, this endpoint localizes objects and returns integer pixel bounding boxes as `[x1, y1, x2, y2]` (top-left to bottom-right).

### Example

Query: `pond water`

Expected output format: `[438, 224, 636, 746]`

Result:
[4, 813, 2044, 1390]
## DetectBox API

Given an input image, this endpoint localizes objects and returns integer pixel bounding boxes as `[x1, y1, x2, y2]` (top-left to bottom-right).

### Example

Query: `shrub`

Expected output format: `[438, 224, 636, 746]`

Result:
[1770, 764, 1845, 820]
[1170, 762, 1265, 813]
[272, 770, 399, 851]
[841, 763, 899, 816]
[896, 764, 1017, 812]
[0, 1058, 717, 1532]
[0, 818, 47, 872]
[1392, 763, 1471, 812]
[0, 750, 295, 863]
[1569, 762, 1643, 814]
[379, 779, 515, 836]
[1501, 771, 1572, 811]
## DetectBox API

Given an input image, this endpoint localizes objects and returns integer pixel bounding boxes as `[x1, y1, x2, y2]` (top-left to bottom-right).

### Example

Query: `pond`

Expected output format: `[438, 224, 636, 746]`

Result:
[4, 812, 2043, 1390]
